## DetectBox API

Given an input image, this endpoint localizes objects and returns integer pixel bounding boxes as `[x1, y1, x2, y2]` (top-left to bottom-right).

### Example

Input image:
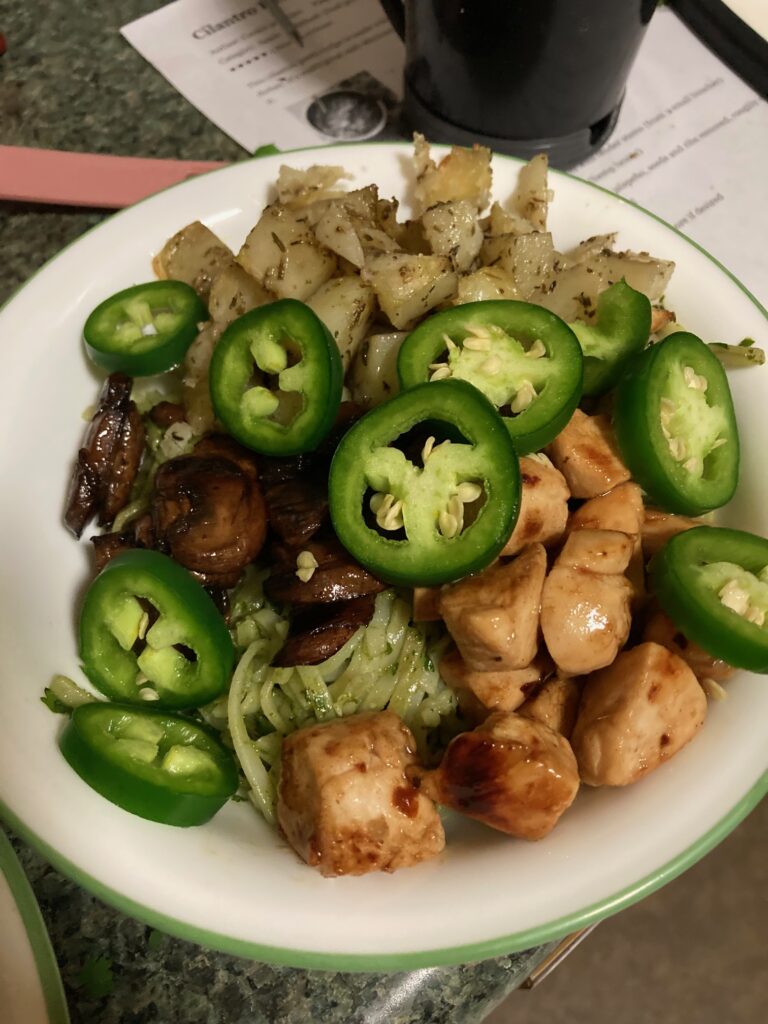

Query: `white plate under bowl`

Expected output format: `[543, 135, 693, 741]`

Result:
[0, 831, 69, 1023]
[0, 144, 765, 970]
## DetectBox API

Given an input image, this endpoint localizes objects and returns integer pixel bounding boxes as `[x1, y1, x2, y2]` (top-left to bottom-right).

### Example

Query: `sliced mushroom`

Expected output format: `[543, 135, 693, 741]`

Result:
[273, 595, 377, 666]
[64, 373, 145, 537]
[151, 438, 267, 589]
[265, 533, 385, 606]
[263, 478, 328, 548]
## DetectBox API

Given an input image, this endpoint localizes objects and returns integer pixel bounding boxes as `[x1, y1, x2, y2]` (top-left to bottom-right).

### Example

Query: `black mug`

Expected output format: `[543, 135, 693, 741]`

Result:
[379, 0, 657, 168]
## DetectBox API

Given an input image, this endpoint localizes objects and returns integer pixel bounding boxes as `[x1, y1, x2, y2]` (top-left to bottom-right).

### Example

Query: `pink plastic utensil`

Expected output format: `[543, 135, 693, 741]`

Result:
[0, 146, 227, 209]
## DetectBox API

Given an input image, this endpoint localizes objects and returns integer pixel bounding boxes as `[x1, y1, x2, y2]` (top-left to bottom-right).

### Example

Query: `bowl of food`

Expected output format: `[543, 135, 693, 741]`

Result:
[0, 140, 765, 969]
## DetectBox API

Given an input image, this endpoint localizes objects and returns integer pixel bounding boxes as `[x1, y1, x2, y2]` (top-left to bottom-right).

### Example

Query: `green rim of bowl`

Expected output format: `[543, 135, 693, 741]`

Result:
[0, 829, 70, 1022]
[0, 143, 766, 971]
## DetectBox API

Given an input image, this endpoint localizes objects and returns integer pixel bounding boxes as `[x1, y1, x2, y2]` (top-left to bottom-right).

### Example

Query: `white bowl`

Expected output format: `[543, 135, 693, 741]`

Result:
[0, 143, 765, 969]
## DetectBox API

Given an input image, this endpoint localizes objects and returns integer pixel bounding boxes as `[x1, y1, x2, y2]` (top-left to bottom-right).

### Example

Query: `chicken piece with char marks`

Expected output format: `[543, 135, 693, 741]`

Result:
[415, 712, 579, 840]
[546, 409, 630, 499]
[439, 543, 547, 672]
[643, 610, 735, 684]
[438, 647, 548, 723]
[278, 710, 444, 876]
[572, 642, 707, 786]
[501, 455, 570, 557]
[519, 674, 582, 739]
[540, 529, 633, 675]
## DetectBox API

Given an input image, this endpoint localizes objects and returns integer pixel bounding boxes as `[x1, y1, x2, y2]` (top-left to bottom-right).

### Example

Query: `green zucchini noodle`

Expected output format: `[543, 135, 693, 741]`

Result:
[210, 573, 460, 823]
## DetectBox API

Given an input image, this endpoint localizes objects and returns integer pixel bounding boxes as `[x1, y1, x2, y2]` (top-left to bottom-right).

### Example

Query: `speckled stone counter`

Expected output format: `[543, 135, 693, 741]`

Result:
[0, 3, 556, 1021]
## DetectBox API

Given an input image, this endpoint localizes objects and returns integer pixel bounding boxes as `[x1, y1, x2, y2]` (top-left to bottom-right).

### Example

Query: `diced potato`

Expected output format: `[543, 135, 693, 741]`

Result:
[306, 277, 376, 370]
[561, 233, 617, 268]
[485, 201, 536, 238]
[314, 203, 366, 268]
[238, 204, 337, 300]
[509, 154, 552, 232]
[356, 225, 402, 257]
[421, 200, 483, 272]
[362, 252, 457, 329]
[413, 133, 492, 215]
[349, 331, 407, 408]
[454, 265, 520, 305]
[600, 250, 675, 302]
[539, 248, 675, 322]
[276, 164, 348, 206]
[481, 231, 555, 299]
[181, 323, 223, 434]
[207, 264, 273, 327]
[154, 221, 235, 300]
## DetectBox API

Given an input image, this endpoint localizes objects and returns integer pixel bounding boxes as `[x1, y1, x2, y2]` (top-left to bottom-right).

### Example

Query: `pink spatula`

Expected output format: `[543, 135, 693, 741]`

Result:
[0, 146, 227, 209]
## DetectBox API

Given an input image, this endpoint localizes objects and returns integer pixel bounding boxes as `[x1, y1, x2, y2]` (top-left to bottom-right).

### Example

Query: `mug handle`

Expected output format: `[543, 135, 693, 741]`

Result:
[378, 0, 405, 39]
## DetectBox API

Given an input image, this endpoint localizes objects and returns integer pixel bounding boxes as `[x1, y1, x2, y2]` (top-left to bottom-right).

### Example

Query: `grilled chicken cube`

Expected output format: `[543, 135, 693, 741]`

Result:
[438, 647, 547, 722]
[541, 530, 633, 675]
[439, 544, 547, 672]
[519, 674, 582, 738]
[569, 481, 643, 535]
[643, 610, 735, 684]
[641, 507, 701, 558]
[413, 586, 443, 622]
[570, 484, 645, 597]
[277, 711, 444, 877]
[416, 712, 579, 839]
[556, 528, 634, 575]
[572, 642, 707, 786]
[501, 455, 570, 557]
[546, 409, 630, 498]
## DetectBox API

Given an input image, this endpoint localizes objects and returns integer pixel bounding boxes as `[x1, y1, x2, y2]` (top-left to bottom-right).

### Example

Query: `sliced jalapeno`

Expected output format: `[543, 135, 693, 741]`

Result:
[329, 379, 520, 586]
[614, 332, 739, 515]
[79, 550, 234, 709]
[209, 299, 342, 456]
[568, 279, 651, 395]
[60, 703, 239, 826]
[397, 300, 583, 454]
[84, 280, 208, 376]
[649, 526, 768, 673]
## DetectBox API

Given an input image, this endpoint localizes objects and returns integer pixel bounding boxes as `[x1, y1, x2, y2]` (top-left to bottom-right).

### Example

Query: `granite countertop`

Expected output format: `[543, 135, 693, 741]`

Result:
[0, 3, 556, 1021]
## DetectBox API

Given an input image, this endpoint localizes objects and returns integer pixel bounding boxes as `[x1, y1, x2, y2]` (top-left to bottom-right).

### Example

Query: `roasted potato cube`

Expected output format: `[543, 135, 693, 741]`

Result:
[417, 712, 579, 839]
[509, 153, 552, 232]
[362, 252, 457, 329]
[421, 200, 483, 272]
[454, 265, 520, 305]
[502, 454, 570, 556]
[572, 643, 707, 786]
[439, 544, 547, 672]
[413, 133, 492, 214]
[238, 204, 337, 300]
[277, 710, 445, 876]
[306, 277, 376, 371]
[485, 201, 536, 238]
[546, 409, 631, 499]
[538, 247, 675, 322]
[313, 203, 366, 267]
[154, 221, 235, 301]
[349, 331, 406, 408]
[480, 231, 555, 299]
[207, 264, 273, 327]
[276, 163, 348, 206]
